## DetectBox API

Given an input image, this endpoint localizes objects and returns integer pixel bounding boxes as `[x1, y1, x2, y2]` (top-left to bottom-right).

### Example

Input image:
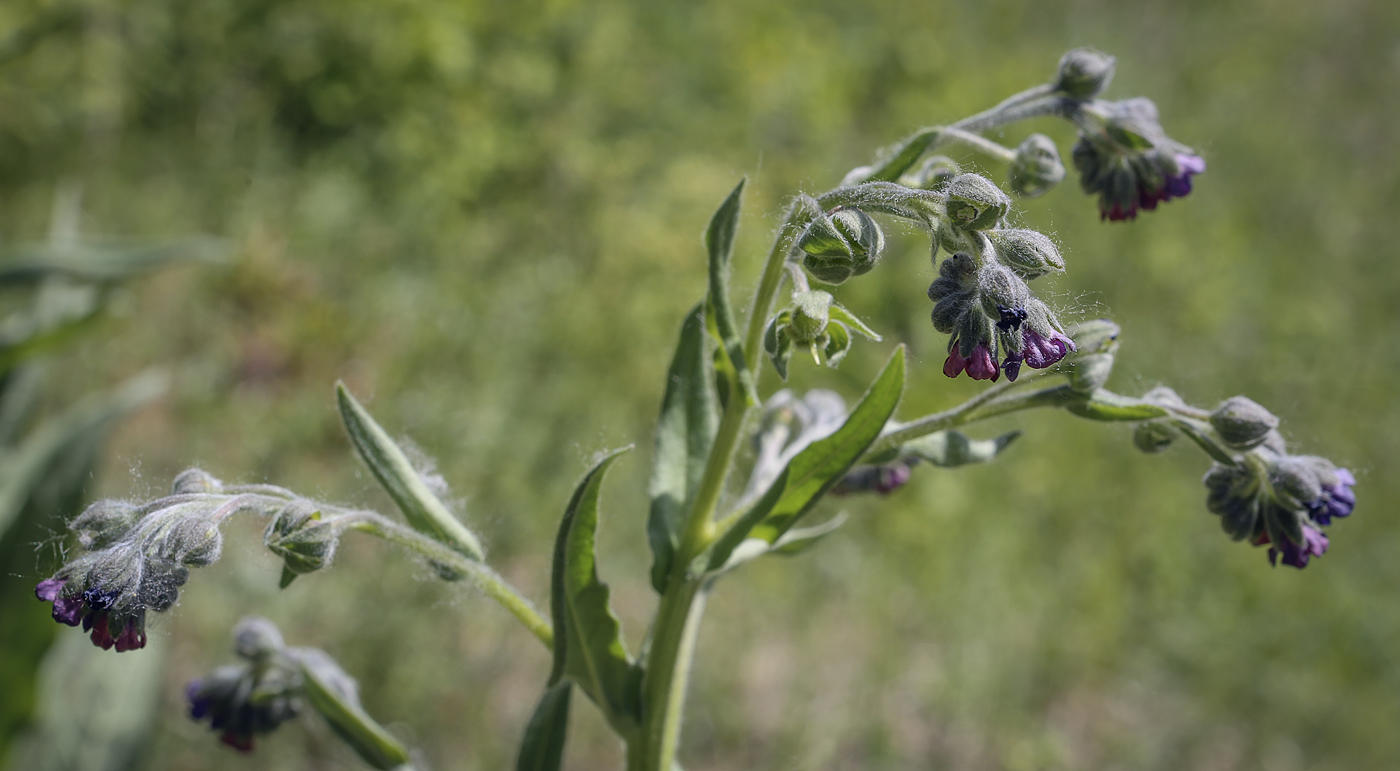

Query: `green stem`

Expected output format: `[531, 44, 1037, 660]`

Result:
[345, 513, 554, 650]
[634, 581, 707, 771]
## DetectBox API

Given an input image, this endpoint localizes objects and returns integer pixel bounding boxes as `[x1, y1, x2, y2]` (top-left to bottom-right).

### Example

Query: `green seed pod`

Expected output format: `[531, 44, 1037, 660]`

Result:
[1210, 396, 1279, 449]
[944, 174, 1011, 231]
[988, 228, 1065, 280]
[1008, 134, 1067, 198]
[1054, 48, 1116, 99]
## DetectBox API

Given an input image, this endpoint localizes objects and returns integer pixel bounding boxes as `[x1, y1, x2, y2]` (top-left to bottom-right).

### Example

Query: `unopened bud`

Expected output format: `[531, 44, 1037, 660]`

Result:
[1066, 319, 1119, 355]
[70, 500, 142, 551]
[1209, 396, 1279, 449]
[1067, 352, 1115, 393]
[1270, 457, 1323, 505]
[264, 503, 340, 577]
[988, 228, 1064, 280]
[798, 208, 884, 284]
[944, 174, 1011, 231]
[788, 290, 832, 342]
[234, 616, 286, 661]
[160, 515, 225, 567]
[171, 468, 223, 495]
[1054, 48, 1116, 99]
[1008, 134, 1066, 198]
[976, 262, 1031, 318]
[1133, 420, 1177, 453]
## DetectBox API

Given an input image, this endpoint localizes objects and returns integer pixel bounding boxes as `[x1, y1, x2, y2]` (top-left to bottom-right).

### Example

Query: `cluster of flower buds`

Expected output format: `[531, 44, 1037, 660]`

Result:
[35, 469, 346, 651]
[764, 289, 881, 380]
[1047, 47, 1207, 222]
[186, 617, 304, 752]
[1124, 386, 1357, 569]
[926, 184, 1075, 382]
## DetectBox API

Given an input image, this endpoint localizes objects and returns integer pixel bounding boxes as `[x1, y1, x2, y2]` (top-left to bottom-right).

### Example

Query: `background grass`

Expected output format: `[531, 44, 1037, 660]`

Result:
[2, 0, 1397, 769]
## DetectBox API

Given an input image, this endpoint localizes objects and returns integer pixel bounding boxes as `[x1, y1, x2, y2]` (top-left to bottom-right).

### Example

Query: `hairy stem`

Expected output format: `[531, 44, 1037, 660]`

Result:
[345, 513, 554, 650]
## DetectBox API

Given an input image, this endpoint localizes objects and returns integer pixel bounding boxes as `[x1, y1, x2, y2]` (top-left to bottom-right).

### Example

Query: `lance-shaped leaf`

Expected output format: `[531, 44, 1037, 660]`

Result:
[901, 430, 1021, 467]
[647, 304, 719, 593]
[1063, 389, 1169, 422]
[705, 179, 757, 406]
[770, 512, 848, 556]
[336, 383, 484, 562]
[549, 447, 643, 735]
[297, 649, 412, 770]
[516, 682, 572, 771]
[705, 346, 904, 571]
[0, 237, 226, 286]
[861, 127, 942, 183]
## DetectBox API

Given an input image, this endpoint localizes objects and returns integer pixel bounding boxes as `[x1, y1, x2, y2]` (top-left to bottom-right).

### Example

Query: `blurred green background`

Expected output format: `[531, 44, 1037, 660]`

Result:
[1, 0, 1397, 769]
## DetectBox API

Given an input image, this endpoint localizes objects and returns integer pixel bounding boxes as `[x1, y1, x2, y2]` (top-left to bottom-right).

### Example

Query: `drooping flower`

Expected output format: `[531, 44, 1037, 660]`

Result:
[1307, 467, 1356, 525]
[1070, 98, 1205, 222]
[1263, 526, 1329, 569]
[1202, 453, 1356, 570]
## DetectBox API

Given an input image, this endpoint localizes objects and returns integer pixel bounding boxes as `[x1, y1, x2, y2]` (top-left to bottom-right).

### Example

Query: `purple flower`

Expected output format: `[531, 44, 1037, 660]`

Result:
[1266, 526, 1330, 569]
[1070, 98, 1205, 222]
[1021, 327, 1076, 369]
[35, 576, 148, 652]
[943, 340, 1000, 382]
[1307, 468, 1356, 525]
[832, 461, 915, 496]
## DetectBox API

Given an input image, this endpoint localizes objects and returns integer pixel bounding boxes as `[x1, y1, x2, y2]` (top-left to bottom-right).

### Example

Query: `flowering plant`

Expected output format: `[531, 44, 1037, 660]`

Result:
[28, 49, 1354, 771]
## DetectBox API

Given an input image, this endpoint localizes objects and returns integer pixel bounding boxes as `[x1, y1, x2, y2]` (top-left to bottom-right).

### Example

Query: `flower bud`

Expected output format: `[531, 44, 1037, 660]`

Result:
[1270, 457, 1323, 505]
[1054, 48, 1116, 99]
[944, 173, 1011, 231]
[234, 616, 286, 661]
[788, 290, 832, 343]
[898, 155, 960, 190]
[158, 515, 225, 567]
[1133, 420, 1177, 453]
[69, 500, 142, 551]
[171, 468, 223, 495]
[988, 228, 1064, 280]
[976, 262, 1032, 319]
[1066, 352, 1115, 393]
[264, 502, 341, 577]
[798, 208, 884, 285]
[1066, 319, 1119, 355]
[1008, 134, 1066, 198]
[1209, 396, 1279, 449]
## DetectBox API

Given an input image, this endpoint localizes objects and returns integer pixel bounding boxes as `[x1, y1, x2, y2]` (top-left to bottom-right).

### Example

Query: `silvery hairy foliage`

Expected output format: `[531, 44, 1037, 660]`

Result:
[29, 49, 1354, 771]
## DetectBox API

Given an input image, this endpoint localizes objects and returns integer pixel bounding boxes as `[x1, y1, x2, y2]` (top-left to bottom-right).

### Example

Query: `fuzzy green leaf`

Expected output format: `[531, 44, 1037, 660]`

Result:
[706, 346, 904, 571]
[1063, 389, 1169, 422]
[901, 430, 1020, 467]
[548, 447, 643, 735]
[705, 179, 757, 406]
[298, 650, 411, 770]
[864, 128, 941, 183]
[336, 383, 484, 562]
[516, 682, 572, 771]
[646, 303, 719, 594]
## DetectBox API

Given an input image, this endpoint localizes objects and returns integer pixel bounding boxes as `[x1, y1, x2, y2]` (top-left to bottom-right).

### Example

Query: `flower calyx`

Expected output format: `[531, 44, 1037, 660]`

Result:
[764, 290, 881, 380]
[1008, 134, 1067, 198]
[1053, 48, 1117, 99]
[943, 173, 1011, 231]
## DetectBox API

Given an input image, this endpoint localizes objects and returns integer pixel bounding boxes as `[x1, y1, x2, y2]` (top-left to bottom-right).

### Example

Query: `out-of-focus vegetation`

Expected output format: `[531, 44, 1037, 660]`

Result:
[1, 0, 1396, 769]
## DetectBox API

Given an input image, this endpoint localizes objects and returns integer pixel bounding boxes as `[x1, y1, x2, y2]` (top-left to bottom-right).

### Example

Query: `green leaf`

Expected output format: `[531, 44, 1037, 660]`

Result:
[705, 179, 757, 406]
[646, 303, 719, 593]
[901, 430, 1021, 467]
[0, 285, 103, 378]
[548, 447, 643, 735]
[516, 682, 572, 771]
[0, 237, 226, 286]
[297, 649, 411, 771]
[827, 304, 881, 341]
[336, 383, 484, 562]
[864, 128, 942, 183]
[706, 346, 904, 571]
[770, 512, 848, 556]
[1063, 389, 1169, 422]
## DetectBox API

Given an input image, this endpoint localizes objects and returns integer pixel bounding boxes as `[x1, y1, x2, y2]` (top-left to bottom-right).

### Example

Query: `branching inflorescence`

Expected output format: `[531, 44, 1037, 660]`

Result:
[31, 49, 1354, 771]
